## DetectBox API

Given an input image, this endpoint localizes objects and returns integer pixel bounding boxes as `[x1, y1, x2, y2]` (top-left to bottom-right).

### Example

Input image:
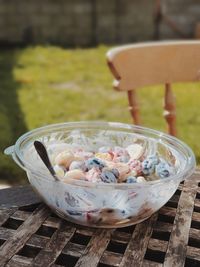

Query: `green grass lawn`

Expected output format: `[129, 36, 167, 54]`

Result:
[0, 45, 200, 184]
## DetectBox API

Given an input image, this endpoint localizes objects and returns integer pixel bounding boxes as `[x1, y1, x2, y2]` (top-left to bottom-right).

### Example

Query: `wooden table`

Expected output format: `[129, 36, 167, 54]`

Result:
[0, 170, 199, 267]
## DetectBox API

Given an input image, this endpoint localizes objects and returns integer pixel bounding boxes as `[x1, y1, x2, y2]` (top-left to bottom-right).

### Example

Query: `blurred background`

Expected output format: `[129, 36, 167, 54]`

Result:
[0, 0, 200, 186]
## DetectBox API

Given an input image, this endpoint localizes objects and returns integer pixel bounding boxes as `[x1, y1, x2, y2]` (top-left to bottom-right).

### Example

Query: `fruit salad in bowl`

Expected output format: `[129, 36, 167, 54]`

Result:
[5, 121, 195, 228]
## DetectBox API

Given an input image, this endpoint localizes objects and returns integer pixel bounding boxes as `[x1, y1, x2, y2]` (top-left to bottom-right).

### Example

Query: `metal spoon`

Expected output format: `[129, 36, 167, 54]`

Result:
[34, 140, 59, 181]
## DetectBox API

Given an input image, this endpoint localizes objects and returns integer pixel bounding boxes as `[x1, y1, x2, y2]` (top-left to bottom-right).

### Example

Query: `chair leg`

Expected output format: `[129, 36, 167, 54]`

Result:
[127, 90, 140, 125]
[163, 83, 177, 136]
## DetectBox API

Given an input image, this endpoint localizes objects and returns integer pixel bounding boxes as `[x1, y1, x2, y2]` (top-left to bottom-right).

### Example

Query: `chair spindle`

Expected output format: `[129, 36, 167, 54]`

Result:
[163, 83, 177, 136]
[127, 89, 140, 125]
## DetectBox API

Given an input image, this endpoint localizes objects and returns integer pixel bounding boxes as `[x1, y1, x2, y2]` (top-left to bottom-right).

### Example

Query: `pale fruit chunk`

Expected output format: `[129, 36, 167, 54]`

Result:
[55, 151, 76, 168]
[137, 176, 147, 183]
[126, 144, 144, 159]
[106, 162, 130, 182]
[95, 152, 112, 161]
[63, 169, 85, 181]
[54, 164, 65, 178]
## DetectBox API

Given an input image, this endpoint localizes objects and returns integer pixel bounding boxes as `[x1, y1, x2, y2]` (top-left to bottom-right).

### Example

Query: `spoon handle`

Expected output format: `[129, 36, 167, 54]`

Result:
[34, 141, 59, 181]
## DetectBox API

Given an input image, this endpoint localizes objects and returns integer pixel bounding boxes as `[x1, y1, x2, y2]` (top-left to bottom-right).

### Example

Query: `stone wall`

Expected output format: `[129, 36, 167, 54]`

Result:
[160, 0, 200, 39]
[0, 0, 199, 46]
[0, 0, 155, 46]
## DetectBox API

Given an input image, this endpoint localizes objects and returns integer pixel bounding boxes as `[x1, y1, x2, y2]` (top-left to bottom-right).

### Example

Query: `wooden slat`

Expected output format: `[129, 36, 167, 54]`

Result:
[6, 255, 63, 267]
[194, 198, 200, 209]
[189, 228, 200, 241]
[148, 238, 167, 252]
[196, 188, 200, 196]
[100, 251, 123, 266]
[0, 185, 40, 208]
[63, 242, 84, 258]
[163, 177, 199, 267]
[0, 204, 50, 267]
[119, 214, 157, 267]
[111, 230, 131, 244]
[178, 183, 184, 190]
[192, 211, 200, 222]
[0, 208, 17, 226]
[143, 260, 163, 267]
[6, 255, 33, 267]
[75, 227, 95, 237]
[159, 206, 176, 217]
[153, 221, 172, 233]
[10, 210, 31, 221]
[0, 227, 15, 240]
[32, 221, 76, 267]
[186, 246, 200, 262]
[74, 229, 113, 267]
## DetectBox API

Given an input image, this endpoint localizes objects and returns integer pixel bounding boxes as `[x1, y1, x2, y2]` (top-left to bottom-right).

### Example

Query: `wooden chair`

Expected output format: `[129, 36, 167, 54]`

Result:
[107, 41, 200, 136]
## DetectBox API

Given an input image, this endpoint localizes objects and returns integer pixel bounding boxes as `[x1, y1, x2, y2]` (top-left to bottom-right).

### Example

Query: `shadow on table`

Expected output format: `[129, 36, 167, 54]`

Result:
[0, 49, 27, 185]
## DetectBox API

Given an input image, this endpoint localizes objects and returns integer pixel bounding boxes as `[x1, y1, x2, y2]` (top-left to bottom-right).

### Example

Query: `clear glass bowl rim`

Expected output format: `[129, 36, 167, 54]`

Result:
[13, 121, 196, 188]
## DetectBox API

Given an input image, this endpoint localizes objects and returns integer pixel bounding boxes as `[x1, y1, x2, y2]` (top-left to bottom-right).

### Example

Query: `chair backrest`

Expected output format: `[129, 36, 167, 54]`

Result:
[107, 41, 200, 136]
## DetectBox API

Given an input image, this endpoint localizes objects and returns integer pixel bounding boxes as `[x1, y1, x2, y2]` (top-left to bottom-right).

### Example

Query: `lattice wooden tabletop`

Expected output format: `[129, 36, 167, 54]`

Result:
[0, 171, 199, 267]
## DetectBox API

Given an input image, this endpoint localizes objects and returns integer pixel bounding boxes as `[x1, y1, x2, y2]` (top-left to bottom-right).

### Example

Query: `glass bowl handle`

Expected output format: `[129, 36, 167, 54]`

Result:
[4, 146, 27, 171]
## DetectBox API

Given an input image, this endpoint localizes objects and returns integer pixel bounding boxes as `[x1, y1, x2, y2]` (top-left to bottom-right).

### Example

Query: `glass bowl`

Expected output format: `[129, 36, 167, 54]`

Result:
[5, 121, 196, 228]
